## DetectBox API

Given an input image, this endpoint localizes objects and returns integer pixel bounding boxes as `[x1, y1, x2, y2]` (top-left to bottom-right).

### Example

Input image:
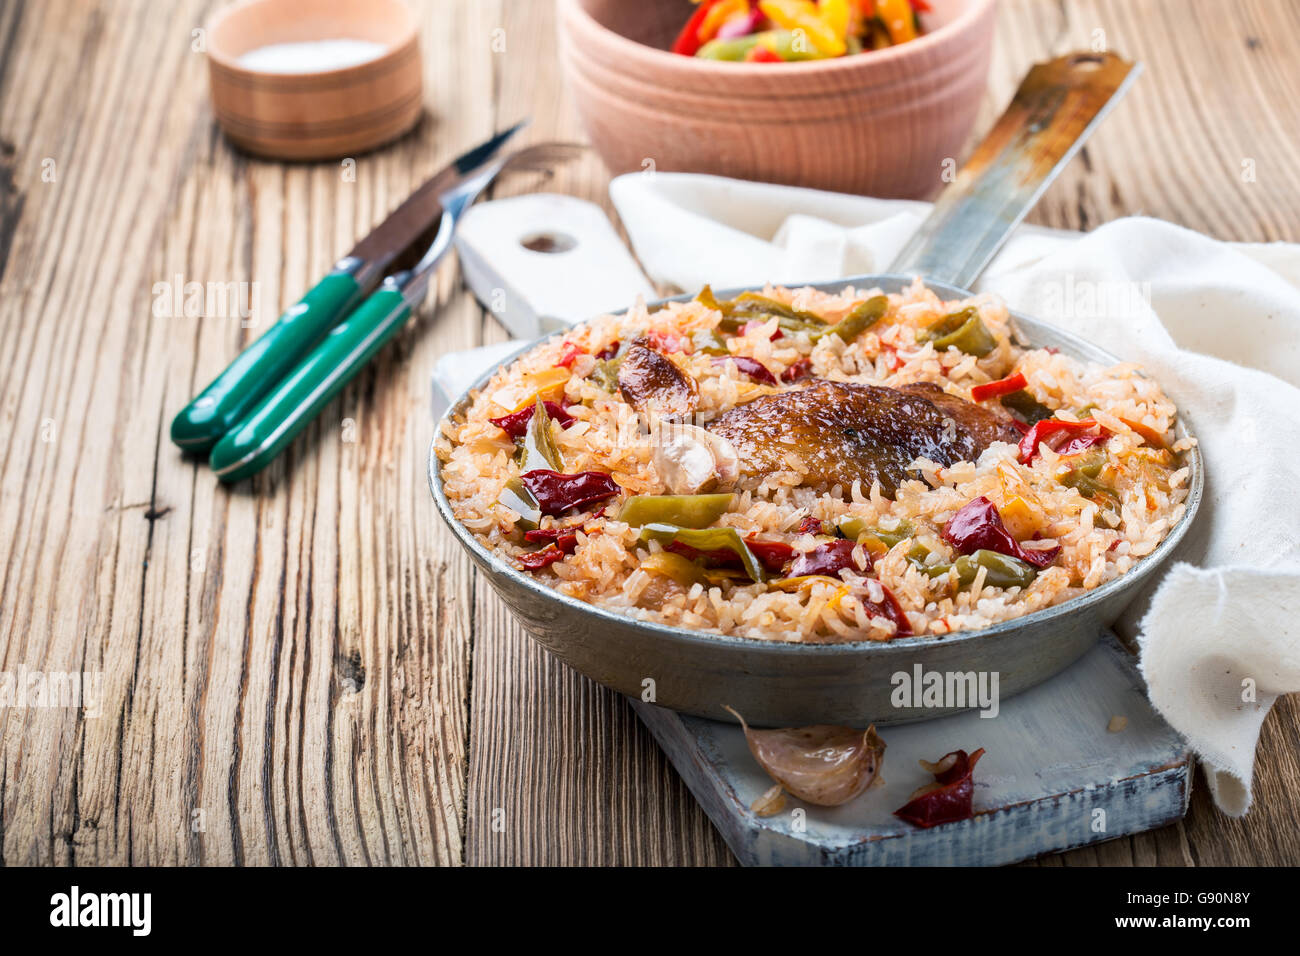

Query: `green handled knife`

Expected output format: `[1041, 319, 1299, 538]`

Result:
[169, 120, 527, 454]
[207, 139, 566, 483]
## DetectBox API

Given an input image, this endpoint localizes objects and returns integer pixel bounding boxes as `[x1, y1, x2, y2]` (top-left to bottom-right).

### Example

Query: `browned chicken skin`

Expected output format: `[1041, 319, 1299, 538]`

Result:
[617, 344, 699, 418]
[706, 379, 1021, 497]
[896, 381, 1023, 451]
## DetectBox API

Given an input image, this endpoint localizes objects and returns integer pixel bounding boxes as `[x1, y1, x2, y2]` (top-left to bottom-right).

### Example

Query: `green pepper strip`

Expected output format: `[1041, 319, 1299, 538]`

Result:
[810, 295, 888, 344]
[1060, 459, 1119, 503]
[699, 286, 826, 335]
[590, 358, 620, 392]
[1000, 389, 1054, 424]
[518, 396, 562, 472]
[498, 478, 542, 532]
[638, 522, 767, 583]
[908, 544, 1037, 589]
[697, 30, 827, 61]
[919, 306, 997, 357]
[733, 291, 827, 324]
[691, 328, 730, 355]
[838, 516, 915, 547]
[619, 493, 735, 529]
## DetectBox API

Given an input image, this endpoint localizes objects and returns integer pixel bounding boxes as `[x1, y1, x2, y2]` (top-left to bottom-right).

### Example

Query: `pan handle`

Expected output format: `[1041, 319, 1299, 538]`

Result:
[888, 51, 1140, 290]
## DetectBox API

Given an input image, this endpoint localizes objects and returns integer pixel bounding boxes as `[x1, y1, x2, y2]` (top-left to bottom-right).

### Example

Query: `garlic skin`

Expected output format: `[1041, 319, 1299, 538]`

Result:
[726, 706, 886, 807]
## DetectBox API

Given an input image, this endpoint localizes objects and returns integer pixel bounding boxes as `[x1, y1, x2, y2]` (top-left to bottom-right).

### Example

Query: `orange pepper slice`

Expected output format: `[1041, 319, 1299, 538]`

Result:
[875, 0, 917, 44]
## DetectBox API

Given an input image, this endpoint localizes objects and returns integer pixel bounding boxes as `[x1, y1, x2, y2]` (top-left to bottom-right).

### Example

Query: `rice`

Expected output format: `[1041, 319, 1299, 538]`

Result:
[437, 280, 1192, 644]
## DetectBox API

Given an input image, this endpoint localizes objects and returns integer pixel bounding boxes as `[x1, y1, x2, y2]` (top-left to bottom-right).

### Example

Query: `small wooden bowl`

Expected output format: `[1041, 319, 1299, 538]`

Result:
[558, 0, 997, 198]
[206, 0, 423, 161]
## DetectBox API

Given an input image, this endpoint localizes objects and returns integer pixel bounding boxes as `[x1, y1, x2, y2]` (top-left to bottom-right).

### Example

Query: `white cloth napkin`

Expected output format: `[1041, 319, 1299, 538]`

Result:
[608, 172, 1300, 817]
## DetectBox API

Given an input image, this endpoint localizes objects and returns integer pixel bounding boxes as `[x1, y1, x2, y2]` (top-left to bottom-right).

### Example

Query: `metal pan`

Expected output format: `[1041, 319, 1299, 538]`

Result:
[429, 53, 1204, 726]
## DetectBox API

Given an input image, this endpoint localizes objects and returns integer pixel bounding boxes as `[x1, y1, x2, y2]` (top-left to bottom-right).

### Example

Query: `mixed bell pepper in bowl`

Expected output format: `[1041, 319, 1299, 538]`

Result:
[559, 0, 998, 196]
[672, 0, 929, 62]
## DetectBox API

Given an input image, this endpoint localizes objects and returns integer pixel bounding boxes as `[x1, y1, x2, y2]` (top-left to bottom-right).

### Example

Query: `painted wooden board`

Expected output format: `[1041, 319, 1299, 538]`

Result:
[631, 633, 1191, 866]
[454, 192, 656, 339]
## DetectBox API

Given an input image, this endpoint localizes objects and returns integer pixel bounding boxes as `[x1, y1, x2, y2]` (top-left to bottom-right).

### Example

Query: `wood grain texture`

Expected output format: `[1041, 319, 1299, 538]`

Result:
[0, 0, 1296, 867]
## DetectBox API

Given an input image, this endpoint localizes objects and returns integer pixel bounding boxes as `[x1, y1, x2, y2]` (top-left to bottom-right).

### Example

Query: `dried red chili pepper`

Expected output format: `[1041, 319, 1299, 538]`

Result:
[795, 515, 825, 535]
[943, 496, 1059, 569]
[744, 537, 796, 573]
[523, 528, 579, 552]
[970, 371, 1027, 402]
[489, 401, 576, 439]
[790, 539, 865, 577]
[781, 357, 813, 383]
[862, 582, 912, 637]
[713, 355, 777, 385]
[516, 544, 569, 571]
[1017, 417, 1110, 464]
[665, 536, 793, 575]
[555, 342, 587, 369]
[893, 748, 985, 828]
[520, 469, 621, 517]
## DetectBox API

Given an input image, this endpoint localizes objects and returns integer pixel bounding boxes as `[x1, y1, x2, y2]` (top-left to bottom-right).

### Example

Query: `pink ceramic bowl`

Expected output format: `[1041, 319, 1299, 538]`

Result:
[558, 0, 996, 198]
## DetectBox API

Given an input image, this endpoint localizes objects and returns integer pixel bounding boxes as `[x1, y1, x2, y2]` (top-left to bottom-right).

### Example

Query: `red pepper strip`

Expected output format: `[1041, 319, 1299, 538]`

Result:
[741, 319, 783, 340]
[523, 528, 579, 552]
[744, 537, 796, 573]
[781, 357, 813, 383]
[795, 515, 824, 535]
[489, 401, 576, 439]
[517, 545, 567, 571]
[555, 342, 586, 369]
[943, 496, 1060, 569]
[1017, 417, 1110, 464]
[893, 748, 984, 828]
[863, 583, 912, 637]
[520, 470, 621, 517]
[970, 371, 1027, 402]
[671, 0, 719, 55]
[595, 340, 620, 360]
[713, 355, 777, 385]
[908, 0, 932, 11]
[745, 43, 784, 62]
[790, 539, 864, 577]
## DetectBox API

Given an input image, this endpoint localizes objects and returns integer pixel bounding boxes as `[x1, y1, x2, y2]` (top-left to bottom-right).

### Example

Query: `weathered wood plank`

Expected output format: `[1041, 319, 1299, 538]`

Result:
[1, 0, 1298, 868]
[0, 0, 496, 865]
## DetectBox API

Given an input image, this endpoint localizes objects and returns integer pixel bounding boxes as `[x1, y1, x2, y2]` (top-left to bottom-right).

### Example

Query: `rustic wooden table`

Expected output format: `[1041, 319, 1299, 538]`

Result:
[2, 0, 1298, 866]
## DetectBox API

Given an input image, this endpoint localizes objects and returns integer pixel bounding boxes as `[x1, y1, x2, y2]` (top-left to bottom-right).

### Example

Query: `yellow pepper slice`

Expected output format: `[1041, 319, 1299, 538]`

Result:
[490, 366, 570, 412]
[641, 551, 707, 589]
[759, 0, 847, 56]
[818, 0, 850, 38]
[996, 461, 1043, 539]
[769, 574, 842, 592]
